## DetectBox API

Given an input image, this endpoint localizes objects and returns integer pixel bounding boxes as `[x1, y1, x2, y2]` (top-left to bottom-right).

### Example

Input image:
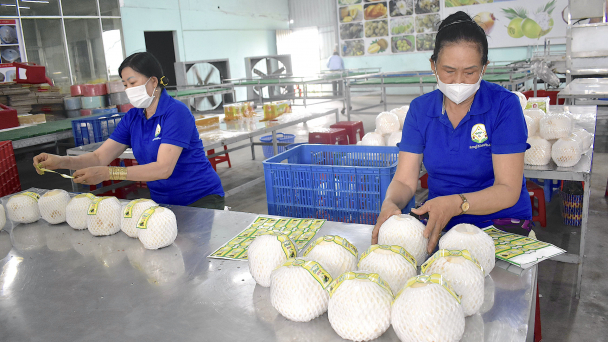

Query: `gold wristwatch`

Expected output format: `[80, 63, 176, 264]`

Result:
[458, 194, 469, 215]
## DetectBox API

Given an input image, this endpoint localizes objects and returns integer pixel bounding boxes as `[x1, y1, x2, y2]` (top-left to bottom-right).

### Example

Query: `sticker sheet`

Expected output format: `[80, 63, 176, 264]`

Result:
[208, 216, 326, 260]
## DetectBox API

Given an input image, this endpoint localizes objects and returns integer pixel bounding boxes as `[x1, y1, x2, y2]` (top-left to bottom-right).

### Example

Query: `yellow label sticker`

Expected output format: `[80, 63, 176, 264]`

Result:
[420, 249, 483, 274]
[282, 259, 333, 289]
[498, 234, 522, 243]
[238, 227, 258, 238]
[494, 244, 512, 254]
[75, 193, 97, 201]
[19, 191, 41, 202]
[303, 235, 358, 258]
[123, 199, 148, 218]
[136, 206, 159, 229]
[275, 218, 290, 228]
[286, 219, 301, 229]
[254, 217, 269, 224]
[226, 247, 246, 259]
[239, 238, 255, 248]
[295, 241, 309, 250]
[299, 231, 316, 241]
[298, 219, 313, 229]
[263, 218, 279, 227]
[311, 219, 324, 230]
[274, 234, 297, 259]
[395, 274, 461, 304]
[288, 230, 304, 241]
[497, 248, 525, 260]
[358, 245, 417, 269]
[327, 272, 393, 298]
[510, 237, 538, 247]
[87, 196, 112, 215]
[524, 241, 551, 250]
[228, 236, 249, 246]
[212, 246, 233, 257]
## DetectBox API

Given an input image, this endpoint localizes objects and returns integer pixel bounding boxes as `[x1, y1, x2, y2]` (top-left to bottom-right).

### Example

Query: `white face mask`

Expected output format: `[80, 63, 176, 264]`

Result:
[435, 66, 485, 105]
[125, 77, 157, 108]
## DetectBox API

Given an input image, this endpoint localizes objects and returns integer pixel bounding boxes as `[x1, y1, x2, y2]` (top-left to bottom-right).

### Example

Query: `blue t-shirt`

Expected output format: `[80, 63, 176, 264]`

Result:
[400, 80, 532, 229]
[110, 89, 224, 206]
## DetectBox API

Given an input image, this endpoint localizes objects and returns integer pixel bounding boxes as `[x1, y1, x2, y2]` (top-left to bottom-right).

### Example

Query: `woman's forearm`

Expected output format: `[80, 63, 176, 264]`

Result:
[462, 183, 521, 216]
[125, 162, 174, 182]
[382, 179, 415, 211]
[63, 153, 104, 170]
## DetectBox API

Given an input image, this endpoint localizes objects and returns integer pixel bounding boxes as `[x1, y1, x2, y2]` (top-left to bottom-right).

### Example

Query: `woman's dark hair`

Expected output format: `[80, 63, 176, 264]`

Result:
[118, 52, 167, 88]
[431, 11, 488, 65]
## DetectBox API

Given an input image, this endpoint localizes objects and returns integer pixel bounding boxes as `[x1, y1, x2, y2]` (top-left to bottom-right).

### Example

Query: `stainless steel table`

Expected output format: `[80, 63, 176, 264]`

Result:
[557, 78, 608, 105]
[524, 105, 597, 298]
[0, 198, 536, 341]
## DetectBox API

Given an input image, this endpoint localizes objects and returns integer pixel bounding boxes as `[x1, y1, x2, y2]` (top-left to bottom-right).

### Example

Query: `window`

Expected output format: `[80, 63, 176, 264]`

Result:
[4, 0, 123, 91]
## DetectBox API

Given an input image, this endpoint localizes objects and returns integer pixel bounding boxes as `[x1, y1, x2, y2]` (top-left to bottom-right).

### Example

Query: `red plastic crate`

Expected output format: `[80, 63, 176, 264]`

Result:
[0, 104, 19, 130]
[0, 141, 21, 197]
[522, 90, 565, 105]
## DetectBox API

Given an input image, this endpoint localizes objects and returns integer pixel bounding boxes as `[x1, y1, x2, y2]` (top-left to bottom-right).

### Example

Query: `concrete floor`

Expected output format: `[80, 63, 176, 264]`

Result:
[11, 96, 608, 341]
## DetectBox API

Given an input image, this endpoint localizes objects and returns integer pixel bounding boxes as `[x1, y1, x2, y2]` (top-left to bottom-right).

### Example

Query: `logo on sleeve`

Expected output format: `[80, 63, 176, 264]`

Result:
[471, 124, 488, 144]
[155, 124, 161, 137]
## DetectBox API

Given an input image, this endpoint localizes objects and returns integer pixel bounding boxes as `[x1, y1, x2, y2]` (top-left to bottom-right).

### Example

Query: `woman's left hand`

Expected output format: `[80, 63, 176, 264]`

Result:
[411, 194, 462, 254]
[73, 166, 110, 185]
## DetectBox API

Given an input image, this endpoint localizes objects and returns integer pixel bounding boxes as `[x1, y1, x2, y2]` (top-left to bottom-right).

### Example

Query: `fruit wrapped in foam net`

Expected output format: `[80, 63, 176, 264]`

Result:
[327, 271, 393, 341]
[524, 109, 545, 128]
[390, 105, 409, 129]
[6, 191, 42, 224]
[540, 112, 572, 140]
[524, 115, 537, 137]
[525, 136, 552, 165]
[551, 136, 582, 167]
[66, 193, 96, 230]
[138, 206, 178, 250]
[422, 249, 485, 316]
[303, 235, 358, 279]
[375, 111, 400, 134]
[385, 131, 402, 147]
[248, 232, 297, 287]
[361, 132, 385, 146]
[392, 274, 465, 342]
[270, 257, 332, 322]
[86, 196, 122, 236]
[512, 91, 528, 110]
[121, 199, 158, 238]
[378, 214, 428, 266]
[38, 189, 71, 224]
[571, 128, 593, 153]
[439, 223, 495, 276]
[357, 244, 417, 294]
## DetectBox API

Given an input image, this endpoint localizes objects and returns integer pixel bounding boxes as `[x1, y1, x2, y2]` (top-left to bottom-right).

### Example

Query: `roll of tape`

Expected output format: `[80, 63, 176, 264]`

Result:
[82, 84, 107, 97]
[106, 80, 125, 94]
[66, 109, 81, 118]
[117, 103, 134, 112]
[80, 96, 106, 109]
[63, 97, 82, 110]
[109, 91, 130, 105]
[80, 109, 93, 116]
[70, 85, 84, 97]
[91, 107, 119, 115]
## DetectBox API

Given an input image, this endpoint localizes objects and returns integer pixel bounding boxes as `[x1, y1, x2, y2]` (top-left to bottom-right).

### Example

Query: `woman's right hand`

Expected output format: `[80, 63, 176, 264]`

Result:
[371, 201, 402, 244]
[33, 153, 65, 174]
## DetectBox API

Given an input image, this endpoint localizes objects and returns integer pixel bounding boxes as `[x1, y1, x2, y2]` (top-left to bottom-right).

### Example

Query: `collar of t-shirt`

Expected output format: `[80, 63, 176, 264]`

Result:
[137, 88, 171, 118]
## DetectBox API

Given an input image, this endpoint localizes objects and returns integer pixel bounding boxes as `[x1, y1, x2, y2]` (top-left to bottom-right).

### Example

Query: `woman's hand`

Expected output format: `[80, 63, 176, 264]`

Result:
[411, 194, 461, 254]
[73, 167, 110, 185]
[33, 153, 65, 174]
[372, 201, 403, 244]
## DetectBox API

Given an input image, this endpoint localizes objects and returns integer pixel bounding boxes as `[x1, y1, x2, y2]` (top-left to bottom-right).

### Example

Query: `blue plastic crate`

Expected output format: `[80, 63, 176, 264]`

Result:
[71, 113, 126, 147]
[263, 144, 415, 225]
[260, 133, 295, 158]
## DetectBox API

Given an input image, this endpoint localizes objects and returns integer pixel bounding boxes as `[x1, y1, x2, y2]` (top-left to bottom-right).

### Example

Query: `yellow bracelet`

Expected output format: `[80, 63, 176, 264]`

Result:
[108, 166, 128, 181]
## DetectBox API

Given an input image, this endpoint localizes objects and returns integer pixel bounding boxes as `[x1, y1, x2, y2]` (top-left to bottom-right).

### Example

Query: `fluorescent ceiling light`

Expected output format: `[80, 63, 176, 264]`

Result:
[1, 4, 16, 6]
[290, 19, 294, 23]
[21, 0, 49, 3]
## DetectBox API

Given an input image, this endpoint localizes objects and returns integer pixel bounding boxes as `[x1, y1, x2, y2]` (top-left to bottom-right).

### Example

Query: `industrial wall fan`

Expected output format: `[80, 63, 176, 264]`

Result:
[244, 55, 293, 101]
[174, 59, 233, 112]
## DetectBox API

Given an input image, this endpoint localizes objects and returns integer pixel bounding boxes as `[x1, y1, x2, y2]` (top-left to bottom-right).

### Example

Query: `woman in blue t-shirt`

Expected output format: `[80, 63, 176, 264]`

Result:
[34, 52, 225, 209]
[372, 12, 532, 253]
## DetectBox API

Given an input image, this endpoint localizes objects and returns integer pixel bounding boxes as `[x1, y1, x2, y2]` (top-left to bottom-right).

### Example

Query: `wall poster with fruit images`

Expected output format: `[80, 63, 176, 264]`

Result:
[338, 0, 441, 56]
[338, 0, 568, 57]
